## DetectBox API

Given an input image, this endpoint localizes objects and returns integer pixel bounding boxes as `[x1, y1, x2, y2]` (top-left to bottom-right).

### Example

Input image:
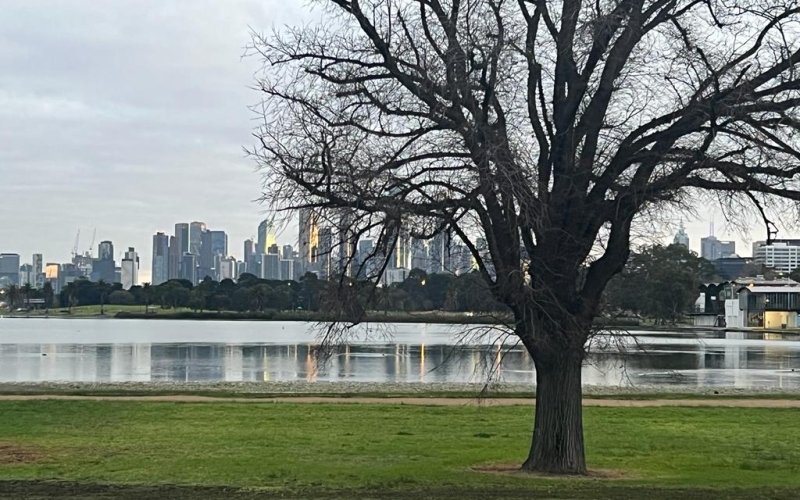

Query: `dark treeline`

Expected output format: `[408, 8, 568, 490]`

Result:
[3, 244, 785, 323]
[44, 270, 507, 315]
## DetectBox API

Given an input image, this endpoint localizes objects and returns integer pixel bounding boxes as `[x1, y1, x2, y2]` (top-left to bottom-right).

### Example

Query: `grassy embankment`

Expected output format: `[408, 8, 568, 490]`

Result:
[0, 401, 798, 499]
[3, 305, 639, 327]
[7, 304, 642, 326]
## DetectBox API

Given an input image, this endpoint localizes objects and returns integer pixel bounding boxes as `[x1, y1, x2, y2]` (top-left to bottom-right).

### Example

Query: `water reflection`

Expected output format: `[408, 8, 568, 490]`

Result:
[0, 320, 799, 387]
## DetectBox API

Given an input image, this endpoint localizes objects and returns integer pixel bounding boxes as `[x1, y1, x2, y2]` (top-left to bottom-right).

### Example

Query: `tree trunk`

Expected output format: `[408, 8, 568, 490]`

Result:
[522, 353, 587, 474]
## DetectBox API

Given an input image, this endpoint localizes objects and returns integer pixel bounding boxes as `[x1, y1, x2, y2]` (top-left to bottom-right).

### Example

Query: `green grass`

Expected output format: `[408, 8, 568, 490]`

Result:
[3, 388, 800, 400]
[0, 402, 797, 499]
[12, 305, 192, 317]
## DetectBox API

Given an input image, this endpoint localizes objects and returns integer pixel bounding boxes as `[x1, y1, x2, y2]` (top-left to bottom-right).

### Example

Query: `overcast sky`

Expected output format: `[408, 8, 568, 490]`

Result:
[0, 1, 765, 282]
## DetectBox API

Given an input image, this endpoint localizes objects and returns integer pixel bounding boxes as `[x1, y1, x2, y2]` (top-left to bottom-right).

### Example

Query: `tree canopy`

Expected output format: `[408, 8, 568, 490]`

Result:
[251, 0, 800, 474]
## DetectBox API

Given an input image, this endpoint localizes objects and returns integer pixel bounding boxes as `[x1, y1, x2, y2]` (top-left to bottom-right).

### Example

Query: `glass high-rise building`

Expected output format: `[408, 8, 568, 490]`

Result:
[0, 253, 21, 286]
[168, 236, 181, 280]
[98, 241, 114, 261]
[32, 253, 43, 288]
[151, 233, 170, 285]
[189, 221, 206, 256]
[121, 247, 139, 289]
[174, 223, 189, 255]
[257, 219, 276, 255]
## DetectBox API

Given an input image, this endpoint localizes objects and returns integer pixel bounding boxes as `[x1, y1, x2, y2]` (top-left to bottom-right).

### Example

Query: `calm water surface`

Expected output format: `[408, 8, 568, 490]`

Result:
[1, 318, 799, 388]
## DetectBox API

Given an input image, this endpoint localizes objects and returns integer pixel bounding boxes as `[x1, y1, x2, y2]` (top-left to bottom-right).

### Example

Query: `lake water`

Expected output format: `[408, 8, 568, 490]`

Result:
[1, 318, 799, 388]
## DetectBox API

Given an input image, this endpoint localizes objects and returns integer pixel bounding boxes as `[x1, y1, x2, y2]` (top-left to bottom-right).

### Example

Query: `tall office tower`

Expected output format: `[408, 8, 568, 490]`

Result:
[174, 223, 189, 255]
[91, 241, 116, 283]
[45, 263, 61, 293]
[280, 259, 295, 281]
[257, 219, 276, 254]
[200, 230, 227, 280]
[243, 239, 254, 270]
[19, 264, 33, 286]
[236, 260, 247, 279]
[262, 253, 281, 280]
[0, 253, 21, 287]
[189, 221, 206, 256]
[267, 244, 280, 255]
[701, 236, 736, 260]
[98, 241, 114, 261]
[427, 232, 448, 274]
[332, 210, 353, 276]
[354, 239, 374, 278]
[168, 236, 181, 280]
[151, 232, 170, 285]
[217, 256, 237, 281]
[318, 227, 333, 278]
[673, 222, 690, 249]
[410, 238, 428, 271]
[200, 230, 213, 279]
[298, 208, 320, 273]
[282, 245, 294, 260]
[389, 227, 411, 270]
[120, 247, 139, 289]
[32, 254, 43, 288]
[180, 253, 198, 284]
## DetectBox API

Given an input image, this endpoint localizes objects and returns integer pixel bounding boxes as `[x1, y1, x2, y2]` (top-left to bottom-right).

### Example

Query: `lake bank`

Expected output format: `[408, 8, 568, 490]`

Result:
[2, 381, 800, 400]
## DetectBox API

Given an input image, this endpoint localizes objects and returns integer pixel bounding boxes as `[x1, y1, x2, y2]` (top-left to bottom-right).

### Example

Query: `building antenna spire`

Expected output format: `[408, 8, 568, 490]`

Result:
[710, 221, 715, 237]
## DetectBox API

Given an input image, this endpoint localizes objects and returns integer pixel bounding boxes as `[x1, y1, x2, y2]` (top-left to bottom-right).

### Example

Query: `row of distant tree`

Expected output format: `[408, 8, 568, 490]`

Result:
[2, 244, 792, 322]
[1, 269, 507, 315]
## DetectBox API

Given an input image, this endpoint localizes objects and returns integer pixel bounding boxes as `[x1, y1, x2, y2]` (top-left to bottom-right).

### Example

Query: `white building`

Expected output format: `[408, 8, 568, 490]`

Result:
[121, 247, 139, 289]
[754, 240, 800, 273]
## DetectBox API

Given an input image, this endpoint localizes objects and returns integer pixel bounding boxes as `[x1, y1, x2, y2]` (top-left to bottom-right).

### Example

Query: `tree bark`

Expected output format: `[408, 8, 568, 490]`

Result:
[522, 353, 587, 474]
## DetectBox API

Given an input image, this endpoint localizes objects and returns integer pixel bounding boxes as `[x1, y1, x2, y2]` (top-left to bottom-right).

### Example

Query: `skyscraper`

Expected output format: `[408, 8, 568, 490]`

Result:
[98, 241, 114, 261]
[189, 221, 206, 256]
[200, 230, 227, 280]
[32, 253, 43, 288]
[282, 245, 294, 260]
[168, 236, 181, 280]
[91, 241, 116, 284]
[261, 253, 281, 280]
[121, 247, 139, 289]
[180, 253, 198, 284]
[298, 208, 320, 273]
[257, 219, 276, 255]
[673, 223, 690, 249]
[318, 227, 332, 277]
[19, 264, 33, 286]
[0, 253, 21, 286]
[152, 232, 170, 285]
[700, 236, 735, 261]
[244, 239, 254, 261]
[174, 223, 189, 255]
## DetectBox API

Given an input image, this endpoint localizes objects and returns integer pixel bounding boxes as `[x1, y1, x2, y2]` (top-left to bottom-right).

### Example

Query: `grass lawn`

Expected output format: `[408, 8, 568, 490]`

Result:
[0, 402, 797, 499]
[15, 305, 192, 317]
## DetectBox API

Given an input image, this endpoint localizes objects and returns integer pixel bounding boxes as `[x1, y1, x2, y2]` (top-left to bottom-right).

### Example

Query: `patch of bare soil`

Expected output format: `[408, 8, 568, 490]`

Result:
[0, 443, 44, 464]
[471, 464, 635, 479]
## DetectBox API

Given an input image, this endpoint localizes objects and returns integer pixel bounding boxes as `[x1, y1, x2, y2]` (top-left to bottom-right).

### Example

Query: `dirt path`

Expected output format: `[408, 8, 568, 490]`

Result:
[0, 394, 797, 407]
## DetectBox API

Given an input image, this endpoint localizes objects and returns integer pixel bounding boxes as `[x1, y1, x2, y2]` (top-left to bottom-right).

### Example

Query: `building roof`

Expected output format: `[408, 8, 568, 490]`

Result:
[737, 286, 800, 294]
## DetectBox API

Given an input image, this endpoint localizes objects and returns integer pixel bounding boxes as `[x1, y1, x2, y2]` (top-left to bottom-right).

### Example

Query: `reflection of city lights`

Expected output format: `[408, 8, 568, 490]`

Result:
[305, 350, 318, 382]
[420, 344, 425, 380]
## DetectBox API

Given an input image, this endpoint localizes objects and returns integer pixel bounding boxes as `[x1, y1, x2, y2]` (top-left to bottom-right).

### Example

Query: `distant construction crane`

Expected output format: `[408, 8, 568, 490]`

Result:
[72, 229, 81, 259]
[87, 228, 97, 257]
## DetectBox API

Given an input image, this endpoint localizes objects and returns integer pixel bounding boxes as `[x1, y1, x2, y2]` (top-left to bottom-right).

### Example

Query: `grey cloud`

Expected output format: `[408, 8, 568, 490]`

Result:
[1, 1, 306, 278]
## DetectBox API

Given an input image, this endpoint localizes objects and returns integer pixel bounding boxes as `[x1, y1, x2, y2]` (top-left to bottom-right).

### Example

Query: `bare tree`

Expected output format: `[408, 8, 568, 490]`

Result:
[250, 0, 800, 474]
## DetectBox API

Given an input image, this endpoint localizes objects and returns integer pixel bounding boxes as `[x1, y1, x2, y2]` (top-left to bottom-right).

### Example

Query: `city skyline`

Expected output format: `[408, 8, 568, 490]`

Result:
[1, 1, 793, 283]
[0, 1, 311, 285]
